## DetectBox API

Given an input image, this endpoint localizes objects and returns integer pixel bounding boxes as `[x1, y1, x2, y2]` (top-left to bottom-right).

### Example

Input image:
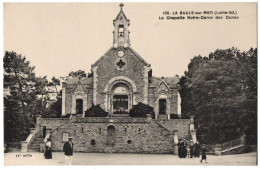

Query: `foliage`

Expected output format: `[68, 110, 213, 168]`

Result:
[42, 97, 62, 118]
[4, 51, 49, 142]
[179, 48, 257, 144]
[69, 70, 87, 78]
[3, 51, 64, 142]
[170, 114, 181, 119]
[129, 102, 155, 118]
[48, 77, 60, 94]
[84, 104, 109, 117]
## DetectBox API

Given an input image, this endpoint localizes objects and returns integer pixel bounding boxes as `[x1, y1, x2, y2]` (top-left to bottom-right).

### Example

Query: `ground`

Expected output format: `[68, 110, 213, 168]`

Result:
[4, 152, 257, 165]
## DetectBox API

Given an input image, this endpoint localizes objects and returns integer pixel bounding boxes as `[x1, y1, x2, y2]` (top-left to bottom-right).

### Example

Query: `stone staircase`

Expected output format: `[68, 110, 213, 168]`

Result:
[28, 136, 43, 152]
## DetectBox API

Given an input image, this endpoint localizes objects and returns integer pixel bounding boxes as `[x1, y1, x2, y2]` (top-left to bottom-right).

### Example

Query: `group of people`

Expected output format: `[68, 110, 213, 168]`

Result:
[45, 137, 208, 164]
[44, 137, 74, 165]
[178, 139, 208, 163]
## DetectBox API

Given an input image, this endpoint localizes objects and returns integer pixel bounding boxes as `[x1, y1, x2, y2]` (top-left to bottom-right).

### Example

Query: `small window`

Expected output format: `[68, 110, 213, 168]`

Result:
[91, 139, 96, 146]
[125, 128, 127, 133]
[81, 127, 84, 132]
[138, 128, 141, 133]
[62, 133, 69, 142]
[127, 140, 132, 144]
[99, 127, 102, 134]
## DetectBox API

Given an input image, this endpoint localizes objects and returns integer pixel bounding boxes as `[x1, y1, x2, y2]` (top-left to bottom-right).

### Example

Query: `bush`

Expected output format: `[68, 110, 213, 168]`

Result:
[85, 104, 109, 117]
[170, 114, 180, 119]
[61, 114, 71, 118]
[129, 102, 155, 118]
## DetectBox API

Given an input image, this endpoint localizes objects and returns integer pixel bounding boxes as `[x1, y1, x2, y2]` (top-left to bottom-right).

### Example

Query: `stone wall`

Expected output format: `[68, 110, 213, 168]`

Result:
[37, 116, 191, 154]
[155, 119, 190, 139]
[170, 89, 178, 114]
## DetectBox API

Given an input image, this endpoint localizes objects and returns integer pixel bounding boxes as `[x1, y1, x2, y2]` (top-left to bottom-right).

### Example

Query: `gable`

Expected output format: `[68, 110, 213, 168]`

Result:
[114, 10, 129, 22]
[92, 47, 150, 67]
[155, 80, 170, 93]
[72, 81, 87, 92]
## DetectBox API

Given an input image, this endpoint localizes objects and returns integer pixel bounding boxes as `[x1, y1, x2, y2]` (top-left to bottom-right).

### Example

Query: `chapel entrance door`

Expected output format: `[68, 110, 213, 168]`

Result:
[159, 99, 167, 114]
[76, 99, 83, 114]
[113, 95, 128, 114]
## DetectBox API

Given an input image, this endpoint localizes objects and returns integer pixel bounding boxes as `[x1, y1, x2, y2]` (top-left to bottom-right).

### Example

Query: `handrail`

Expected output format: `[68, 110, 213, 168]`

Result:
[221, 137, 243, 150]
[44, 133, 51, 143]
[154, 121, 171, 132]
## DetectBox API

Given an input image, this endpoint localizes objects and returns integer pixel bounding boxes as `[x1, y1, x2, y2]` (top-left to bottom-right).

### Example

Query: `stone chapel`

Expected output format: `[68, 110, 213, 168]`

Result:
[23, 4, 197, 154]
[61, 4, 181, 119]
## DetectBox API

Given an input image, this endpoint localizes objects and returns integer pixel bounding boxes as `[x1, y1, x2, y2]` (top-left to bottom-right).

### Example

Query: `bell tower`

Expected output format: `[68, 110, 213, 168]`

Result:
[113, 3, 130, 48]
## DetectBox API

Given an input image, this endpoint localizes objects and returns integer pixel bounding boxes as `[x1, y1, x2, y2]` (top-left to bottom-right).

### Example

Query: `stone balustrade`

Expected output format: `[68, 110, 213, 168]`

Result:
[21, 128, 37, 152]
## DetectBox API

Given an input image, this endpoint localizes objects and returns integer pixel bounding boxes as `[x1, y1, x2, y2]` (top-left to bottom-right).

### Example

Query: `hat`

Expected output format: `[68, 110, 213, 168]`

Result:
[68, 137, 73, 139]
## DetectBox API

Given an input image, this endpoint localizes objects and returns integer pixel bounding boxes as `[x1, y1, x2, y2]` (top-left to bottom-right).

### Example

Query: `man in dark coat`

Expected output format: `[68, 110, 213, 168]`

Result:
[189, 140, 194, 158]
[182, 139, 188, 158]
[194, 141, 201, 158]
[63, 137, 73, 165]
[177, 139, 182, 158]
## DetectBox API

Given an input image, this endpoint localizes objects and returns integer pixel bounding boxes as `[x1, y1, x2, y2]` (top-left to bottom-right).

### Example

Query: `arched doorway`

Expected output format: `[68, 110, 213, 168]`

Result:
[76, 99, 83, 114]
[107, 125, 116, 146]
[159, 99, 167, 114]
[112, 86, 128, 114]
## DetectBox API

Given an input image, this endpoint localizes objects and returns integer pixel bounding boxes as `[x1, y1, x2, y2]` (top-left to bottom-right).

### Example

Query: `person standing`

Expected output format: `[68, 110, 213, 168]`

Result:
[177, 139, 183, 158]
[63, 137, 74, 165]
[183, 139, 188, 158]
[200, 144, 209, 164]
[189, 140, 194, 158]
[44, 138, 52, 159]
[194, 141, 201, 158]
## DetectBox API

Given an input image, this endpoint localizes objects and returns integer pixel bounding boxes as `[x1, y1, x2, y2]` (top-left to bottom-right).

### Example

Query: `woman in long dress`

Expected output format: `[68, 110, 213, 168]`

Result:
[44, 138, 52, 159]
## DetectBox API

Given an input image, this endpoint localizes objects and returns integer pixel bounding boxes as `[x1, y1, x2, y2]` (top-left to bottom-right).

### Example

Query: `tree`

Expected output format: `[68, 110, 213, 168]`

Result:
[179, 48, 257, 144]
[4, 51, 50, 141]
[129, 102, 155, 118]
[48, 76, 60, 95]
[68, 70, 87, 78]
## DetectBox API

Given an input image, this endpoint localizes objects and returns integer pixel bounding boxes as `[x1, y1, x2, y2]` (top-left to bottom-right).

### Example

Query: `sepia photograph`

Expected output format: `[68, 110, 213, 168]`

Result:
[2, 2, 258, 166]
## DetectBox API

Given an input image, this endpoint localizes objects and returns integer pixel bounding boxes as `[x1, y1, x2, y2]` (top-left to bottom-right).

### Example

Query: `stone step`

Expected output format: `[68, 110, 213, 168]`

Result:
[28, 149, 40, 152]
[34, 138, 44, 141]
[30, 144, 40, 147]
[28, 146, 40, 149]
[29, 145, 40, 148]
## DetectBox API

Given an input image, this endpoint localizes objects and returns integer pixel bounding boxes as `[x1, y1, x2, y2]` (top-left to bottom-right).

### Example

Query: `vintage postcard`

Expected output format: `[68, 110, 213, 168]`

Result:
[3, 2, 257, 166]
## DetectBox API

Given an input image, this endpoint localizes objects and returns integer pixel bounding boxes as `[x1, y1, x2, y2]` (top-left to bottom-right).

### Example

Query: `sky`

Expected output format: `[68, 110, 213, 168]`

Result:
[3, 3, 257, 80]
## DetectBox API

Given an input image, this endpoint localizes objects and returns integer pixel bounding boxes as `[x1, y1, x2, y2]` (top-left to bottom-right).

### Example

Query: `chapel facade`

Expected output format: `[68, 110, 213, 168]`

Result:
[23, 4, 197, 154]
[61, 4, 181, 119]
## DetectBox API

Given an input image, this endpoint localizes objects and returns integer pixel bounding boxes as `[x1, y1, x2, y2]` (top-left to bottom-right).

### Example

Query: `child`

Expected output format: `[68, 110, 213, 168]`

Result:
[200, 144, 208, 164]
